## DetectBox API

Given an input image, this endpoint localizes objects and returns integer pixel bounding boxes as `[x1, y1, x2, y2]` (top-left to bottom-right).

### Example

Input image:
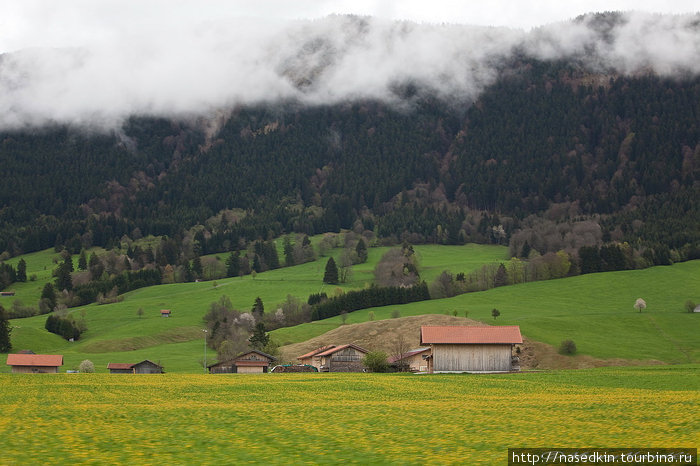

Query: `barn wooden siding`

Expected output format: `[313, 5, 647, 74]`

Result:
[433, 344, 512, 372]
[11, 365, 59, 374]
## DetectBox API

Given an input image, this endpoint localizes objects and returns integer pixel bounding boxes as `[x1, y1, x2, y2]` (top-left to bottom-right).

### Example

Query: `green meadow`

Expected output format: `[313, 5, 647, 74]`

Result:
[273, 260, 700, 364]
[3, 243, 508, 372]
[0, 366, 697, 464]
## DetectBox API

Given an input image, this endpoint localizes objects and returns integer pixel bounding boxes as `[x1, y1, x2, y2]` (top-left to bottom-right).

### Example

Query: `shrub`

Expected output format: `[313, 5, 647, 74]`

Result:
[362, 351, 389, 373]
[391, 309, 401, 319]
[684, 300, 696, 313]
[559, 340, 577, 355]
[78, 360, 95, 373]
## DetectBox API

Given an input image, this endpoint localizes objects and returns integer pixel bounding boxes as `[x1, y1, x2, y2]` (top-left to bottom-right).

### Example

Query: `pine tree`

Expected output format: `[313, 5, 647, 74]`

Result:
[355, 238, 368, 263]
[0, 305, 12, 352]
[192, 254, 203, 278]
[494, 263, 508, 287]
[78, 250, 88, 271]
[225, 251, 240, 277]
[249, 322, 270, 351]
[16, 259, 27, 282]
[323, 257, 339, 284]
[41, 283, 57, 311]
[252, 297, 264, 322]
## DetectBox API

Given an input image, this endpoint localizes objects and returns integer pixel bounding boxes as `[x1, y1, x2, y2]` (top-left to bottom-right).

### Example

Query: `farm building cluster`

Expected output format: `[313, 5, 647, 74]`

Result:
[5, 325, 523, 374]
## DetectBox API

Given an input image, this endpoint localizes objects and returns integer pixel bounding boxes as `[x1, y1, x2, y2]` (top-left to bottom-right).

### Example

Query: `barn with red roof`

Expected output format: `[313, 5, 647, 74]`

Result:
[6, 354, 63, 373]
[420, 326, 522, 373]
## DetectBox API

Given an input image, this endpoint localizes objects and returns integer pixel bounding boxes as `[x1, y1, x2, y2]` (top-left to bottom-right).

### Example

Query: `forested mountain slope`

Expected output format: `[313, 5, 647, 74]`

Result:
[1, 60, 698, 257]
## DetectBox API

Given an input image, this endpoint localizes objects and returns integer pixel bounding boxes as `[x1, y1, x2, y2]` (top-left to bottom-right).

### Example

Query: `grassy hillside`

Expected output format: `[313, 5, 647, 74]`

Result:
[272, 260, 700, 364]
[0, 366, 697, 464]
[3, 243, 507, 373]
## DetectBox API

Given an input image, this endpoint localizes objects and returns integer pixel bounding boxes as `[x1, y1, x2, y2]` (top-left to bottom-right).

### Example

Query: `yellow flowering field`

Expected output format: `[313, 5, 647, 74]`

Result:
[0, 366, 698, 465]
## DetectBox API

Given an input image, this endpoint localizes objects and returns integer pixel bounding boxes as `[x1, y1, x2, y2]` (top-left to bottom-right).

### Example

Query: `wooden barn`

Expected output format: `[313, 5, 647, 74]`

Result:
[160, 309, 171, 317]
[131, 360, 164, 374]
[316, 344, 368, 372]
[6, 354, 63, 373]
[388, 348, 431, 372]
[420, 326, 522, 373]
[208, 350, 275, 374]
[107, 363, 135, 374]
[297, 345, 336, 371]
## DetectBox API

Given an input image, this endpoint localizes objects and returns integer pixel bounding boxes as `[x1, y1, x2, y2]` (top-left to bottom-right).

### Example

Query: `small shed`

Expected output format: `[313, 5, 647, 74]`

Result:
[388, 348, 431, 372]
[6, 354, 63, 373]
[160, 309, 171, 317]
[208, 350, 276, 374]
[0, 291, 15, 297]
[420, 326, 522, 373]
[316, 344, 368, 372]
[107, 363, 135, 374]
[297, 345, 336, 371]
[694, 305, 700, 313]
[131, 360, 164, 374]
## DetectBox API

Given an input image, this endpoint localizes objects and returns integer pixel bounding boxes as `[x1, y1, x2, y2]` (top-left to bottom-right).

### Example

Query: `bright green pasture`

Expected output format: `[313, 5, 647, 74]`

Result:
[272, 260, 700, 363]
[0, 366, 697, 464]
[4, 244, 506, 373]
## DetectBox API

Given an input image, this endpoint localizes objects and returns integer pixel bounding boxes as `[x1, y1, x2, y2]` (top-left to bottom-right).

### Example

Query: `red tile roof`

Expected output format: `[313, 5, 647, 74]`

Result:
[297, 345, 336, 360]
[420, 326, 523, 345]
[107, 363, 134, 370]
[388, 348, 431, 364]
[6, 354, 63, 367]
[160, 309, 171, 314]
[316, 344, 368, 357]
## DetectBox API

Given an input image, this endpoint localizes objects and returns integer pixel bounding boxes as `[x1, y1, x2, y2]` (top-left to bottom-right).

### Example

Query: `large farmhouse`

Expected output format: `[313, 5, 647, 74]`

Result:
[420, 326, 522, 373]
[6, 354, 63, 373]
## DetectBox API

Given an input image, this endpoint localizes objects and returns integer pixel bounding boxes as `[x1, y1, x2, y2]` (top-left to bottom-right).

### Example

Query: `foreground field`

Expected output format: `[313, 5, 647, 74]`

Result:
[0, 366, 698, 465]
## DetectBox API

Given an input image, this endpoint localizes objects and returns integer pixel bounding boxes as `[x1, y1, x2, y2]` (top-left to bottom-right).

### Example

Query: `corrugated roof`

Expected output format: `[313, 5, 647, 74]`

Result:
[6, 354, 63, 367]
[235, 360, 270, 367]
[316, 344, 368, 357]
[297, 345, 336, 360]
[420, 326, 522, 345]
[107, 363, 134, 370]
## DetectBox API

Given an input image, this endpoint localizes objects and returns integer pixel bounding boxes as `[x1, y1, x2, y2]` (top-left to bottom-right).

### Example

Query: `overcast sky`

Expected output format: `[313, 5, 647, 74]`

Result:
[1, 1, 699, 130]
[2, 0, 698, 53]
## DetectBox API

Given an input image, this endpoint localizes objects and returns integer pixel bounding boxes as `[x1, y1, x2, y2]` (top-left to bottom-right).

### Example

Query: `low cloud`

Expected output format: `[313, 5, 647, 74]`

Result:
[1, 12, 699, 130]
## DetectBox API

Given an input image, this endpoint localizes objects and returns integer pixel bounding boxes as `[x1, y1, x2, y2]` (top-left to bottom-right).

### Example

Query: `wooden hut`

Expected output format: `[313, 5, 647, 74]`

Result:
[208, 350, 275, 374]
[296, 345, 336, 371]
[131, 360, 164, 374]
[6, 354, 63, 373]
[315, 344, 368, 372]
[107, 363, 135, 374]
[420, 326, 522, 373]
[160, 309, 171, 317]
[388, 348, 430, 372]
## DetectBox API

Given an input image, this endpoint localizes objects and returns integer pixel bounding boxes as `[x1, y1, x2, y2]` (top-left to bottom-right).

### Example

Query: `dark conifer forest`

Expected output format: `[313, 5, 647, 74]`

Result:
[1, 59, 698, 262]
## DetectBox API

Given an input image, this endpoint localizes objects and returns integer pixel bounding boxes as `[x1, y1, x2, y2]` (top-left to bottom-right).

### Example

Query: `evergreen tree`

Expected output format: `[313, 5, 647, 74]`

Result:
[16, 259, 27, 282]
[192, 254, 203, 278]
[323, 257, 339, 284]
[249, 322, 270, 351]
[355, 238, 368, 263]
[78, 250, 88, 271]
[283, 237, 295, 267]
[225, 251, 240, 277]
[494, 263, 508, 287]
[252, 297, 264, 322]
[41, 283, 57, 311]
[0, 305, 11, 353]
[55, 262, 73, 291]
[88, 252, 104, 279]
